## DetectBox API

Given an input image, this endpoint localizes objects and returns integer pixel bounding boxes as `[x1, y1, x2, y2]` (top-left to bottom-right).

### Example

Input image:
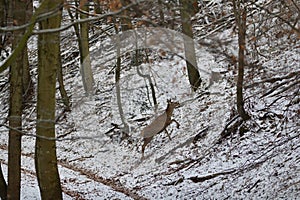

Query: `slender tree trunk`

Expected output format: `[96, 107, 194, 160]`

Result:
[22, 0, 33, 102]
[179, 0, 201, 91]
[112, 2, 131, 133]
[22, 47, 33, 101]
[7, 31, 23, 200]
[136, 65, 158, 112]
[7, 0, 30, 199]
[0, 2, 8, 199]
[115, 48, 129, 133]
[0, 0, 5, 27]
[35, 1, 63, 199]
[115, 56, 129, 133]
[233, 0, 250, 121]
[0, 0, 7, 50]
[114, 23, 129, 133]
[66, 3, 93, 96]
[79, 0, 94, 96]
[57, 47, 70, 110]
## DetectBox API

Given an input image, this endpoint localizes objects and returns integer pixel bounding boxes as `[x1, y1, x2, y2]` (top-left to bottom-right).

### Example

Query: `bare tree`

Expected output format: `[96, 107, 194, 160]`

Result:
[35, 0, 63, 199]
[79, 0, 94, 96]
[112, 0, 133, 134]
[57, 46, 71, 111]
[114, 25, 130, 134]
[7, 0, 31, 199]
[0, 1, 8, 198]
[0, 0, 9, 53]
[179, 0, 201, 91]
[232, 0, 250, 121]
[22, 0, 33, 102]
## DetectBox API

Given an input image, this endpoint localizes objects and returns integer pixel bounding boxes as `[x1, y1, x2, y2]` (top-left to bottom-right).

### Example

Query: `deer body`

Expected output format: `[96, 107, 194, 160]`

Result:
[141, 100, 180, 158]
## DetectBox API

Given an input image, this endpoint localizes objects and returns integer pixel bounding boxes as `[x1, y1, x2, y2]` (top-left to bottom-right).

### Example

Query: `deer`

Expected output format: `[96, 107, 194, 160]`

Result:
[141, 99, 180, 159]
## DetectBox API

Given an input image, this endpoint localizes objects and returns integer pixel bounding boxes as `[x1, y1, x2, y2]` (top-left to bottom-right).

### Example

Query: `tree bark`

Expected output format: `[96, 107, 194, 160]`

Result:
[114, 23, 129, 134]
[35, 1, 63, 199]
[111, 2, 132, 133]
[179, 0, 201, 91]
[0, 0, 8, 51]
[22, 0, 33, 102]
[115, 56, 129, 133]
[233, 0, 250, 121]
[0, 1, 8, 197]
[7, 0, 30, 199]
[57, 47, 70, 110]
[79, 0, 94, 96]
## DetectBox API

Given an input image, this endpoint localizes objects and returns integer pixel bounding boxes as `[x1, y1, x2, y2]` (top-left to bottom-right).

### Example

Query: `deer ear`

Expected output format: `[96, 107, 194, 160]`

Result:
[167, 99, 171, 103]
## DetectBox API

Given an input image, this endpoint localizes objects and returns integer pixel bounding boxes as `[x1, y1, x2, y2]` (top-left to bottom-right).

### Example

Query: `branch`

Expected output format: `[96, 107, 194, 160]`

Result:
[254, 3, 300, 34]
[0, 1, 63, 73]
[32, 1, 146, 34]
[245, 70, 300, 89]
[189, 169, 236, 183]
[155, 127, 209, 163]
[0, 0, 145, 74]
[260, 77, 299, 98]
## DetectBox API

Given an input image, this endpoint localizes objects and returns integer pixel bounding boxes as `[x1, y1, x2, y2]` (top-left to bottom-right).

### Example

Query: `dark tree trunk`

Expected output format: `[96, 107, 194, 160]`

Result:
[22, 0, 33, 102]
[233, 0, 250, 121]
[79, 0, 94, 96]
[179, 0, 201, 91]
[35, 1, 63, 199]
[7, 0, 31, 199]
[0, 0, 8, 197]
[57, 47, 70, 110]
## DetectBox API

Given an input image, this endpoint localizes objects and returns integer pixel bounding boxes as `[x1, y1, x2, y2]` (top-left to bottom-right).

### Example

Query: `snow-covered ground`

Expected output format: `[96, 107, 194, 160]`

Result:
[0, 1, 299, 199]
[1, 40, 299, 198]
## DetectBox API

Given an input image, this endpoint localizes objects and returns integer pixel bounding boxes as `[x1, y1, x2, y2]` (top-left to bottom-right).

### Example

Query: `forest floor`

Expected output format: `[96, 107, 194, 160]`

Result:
[1, 38, 299, 199]
[0, 3, 300, 199]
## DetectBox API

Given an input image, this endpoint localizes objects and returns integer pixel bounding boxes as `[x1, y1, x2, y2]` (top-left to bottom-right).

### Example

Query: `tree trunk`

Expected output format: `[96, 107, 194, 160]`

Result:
[7, 25, 23, 200]
[114, 23, 129, 134]
[233, 0, 250, 121]
[115, 56, 129, 133]
[0, 1, 8, 198]
[111, 1, 132, 132]
[57, 47, 70, 110]
[179, 0, 201, 91]
[7, 0, 30, 199]
[66, 2, 94, 96]
[35, 1, 63, 199]
[22, 0, 33, 102]
[22, 47, 34, 102]
[79, 0, 94, 96]
[0, 0, 7, 50]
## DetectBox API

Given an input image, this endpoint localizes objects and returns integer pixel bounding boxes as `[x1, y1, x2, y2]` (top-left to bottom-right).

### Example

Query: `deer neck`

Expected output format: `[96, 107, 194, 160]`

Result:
[165, 104, 175, 118]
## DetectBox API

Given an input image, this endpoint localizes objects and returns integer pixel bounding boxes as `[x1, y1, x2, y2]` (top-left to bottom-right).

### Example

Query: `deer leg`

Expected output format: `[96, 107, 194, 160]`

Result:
[165, 129, 172, 140]
[171, 119, 180, 129]
[142, 136, 153, 157]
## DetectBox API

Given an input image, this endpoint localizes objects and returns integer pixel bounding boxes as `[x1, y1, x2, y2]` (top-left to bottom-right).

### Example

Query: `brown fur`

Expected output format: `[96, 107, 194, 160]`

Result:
[141, 99, 180, 158]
